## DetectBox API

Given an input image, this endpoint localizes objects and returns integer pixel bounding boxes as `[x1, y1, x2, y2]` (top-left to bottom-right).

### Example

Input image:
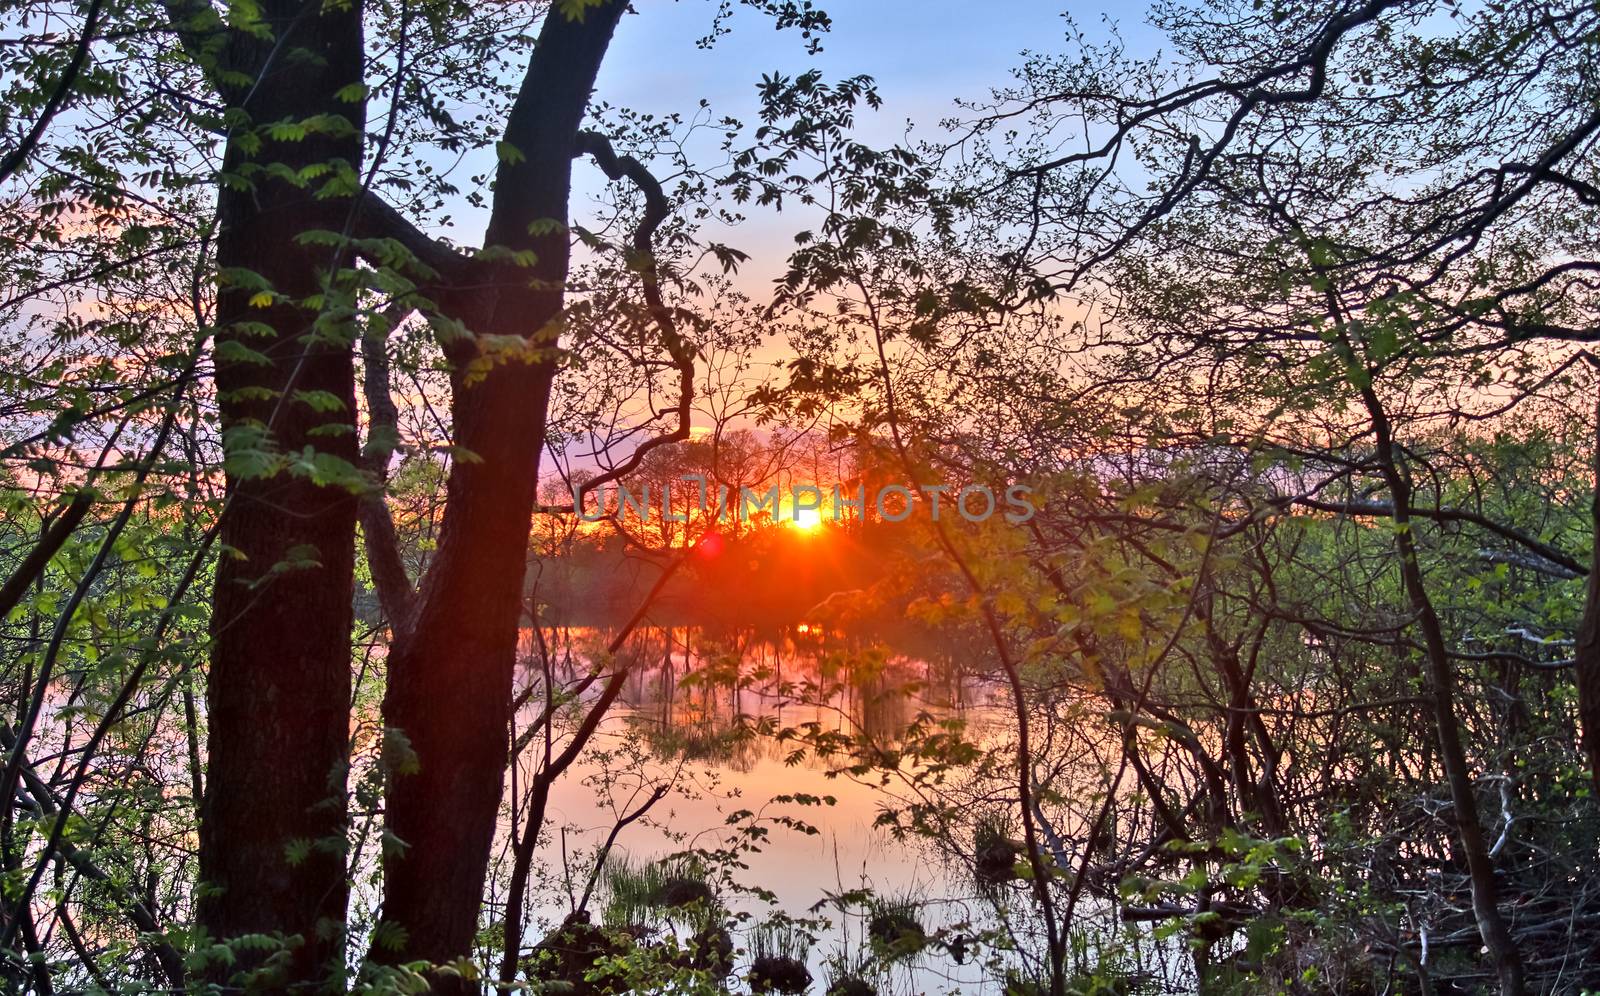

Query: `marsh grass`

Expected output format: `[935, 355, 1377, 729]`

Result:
[600, 853, 718, 929]
[865, 892, 929, 963]
[823, 948, 882, 996]
[748, 922, 813, 994]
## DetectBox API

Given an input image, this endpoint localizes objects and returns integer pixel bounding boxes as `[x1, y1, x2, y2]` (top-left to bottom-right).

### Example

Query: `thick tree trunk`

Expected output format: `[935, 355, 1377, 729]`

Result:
[376, 3, 626, 981]
[379, 361, 556, 970]
[196, 3, 366, 987]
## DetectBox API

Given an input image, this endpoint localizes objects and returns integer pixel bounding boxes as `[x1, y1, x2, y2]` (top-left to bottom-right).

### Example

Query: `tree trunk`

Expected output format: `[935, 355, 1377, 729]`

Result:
[1361, 387, 1525, 996]
[196, 3, 366, 987]
[375, 3, 626, 982]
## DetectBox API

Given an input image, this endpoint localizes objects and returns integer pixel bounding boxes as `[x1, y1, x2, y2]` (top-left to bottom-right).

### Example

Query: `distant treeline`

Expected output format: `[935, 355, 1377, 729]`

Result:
[528, 518, 924, 629]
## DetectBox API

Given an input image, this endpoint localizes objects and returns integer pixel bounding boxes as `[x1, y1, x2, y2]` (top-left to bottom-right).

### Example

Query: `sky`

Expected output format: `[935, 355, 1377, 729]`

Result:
[596, 1, 1081, 134]
[519, 1, 1164, 438]
[564, 1, 1166, 289]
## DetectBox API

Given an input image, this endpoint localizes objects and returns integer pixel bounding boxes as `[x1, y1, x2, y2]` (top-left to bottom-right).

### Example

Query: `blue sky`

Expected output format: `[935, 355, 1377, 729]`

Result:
[597, 2, 1093, 137]
[565, 1, 1165, 287]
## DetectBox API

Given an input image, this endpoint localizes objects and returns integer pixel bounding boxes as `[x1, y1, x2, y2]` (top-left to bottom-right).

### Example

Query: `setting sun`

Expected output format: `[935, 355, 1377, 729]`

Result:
[790, 506, 824, 531]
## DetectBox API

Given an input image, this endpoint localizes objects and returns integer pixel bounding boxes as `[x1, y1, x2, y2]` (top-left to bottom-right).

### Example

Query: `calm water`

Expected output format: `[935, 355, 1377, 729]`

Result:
[515, 624, 1014, 993]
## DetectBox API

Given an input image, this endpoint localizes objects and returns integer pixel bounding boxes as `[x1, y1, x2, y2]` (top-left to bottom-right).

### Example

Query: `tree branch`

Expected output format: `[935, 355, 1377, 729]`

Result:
[538, 131, 694, 515]
[0, 0, 106, 186]
[352, 191, 473, 283]
[0, 491, 94, 623]
[0, 725, 184, 988]
[359, 302, 418, 630]
[1285, 495, 1586, 577]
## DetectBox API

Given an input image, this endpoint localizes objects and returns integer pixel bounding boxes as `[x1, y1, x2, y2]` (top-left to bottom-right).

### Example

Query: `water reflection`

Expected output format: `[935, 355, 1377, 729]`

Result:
[514, 623, 1008, 993]
[532, 624, 1003, 772]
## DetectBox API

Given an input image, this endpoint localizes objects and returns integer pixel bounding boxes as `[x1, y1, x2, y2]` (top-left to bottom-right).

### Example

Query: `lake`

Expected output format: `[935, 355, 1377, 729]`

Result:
[513, 623, 1022, 994]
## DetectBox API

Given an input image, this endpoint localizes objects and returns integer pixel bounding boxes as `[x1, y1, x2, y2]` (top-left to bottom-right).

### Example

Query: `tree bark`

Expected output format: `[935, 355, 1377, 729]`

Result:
[359, 305, 416, 627]
[375, 3, 627, 982]
[196, 2, 366, 987]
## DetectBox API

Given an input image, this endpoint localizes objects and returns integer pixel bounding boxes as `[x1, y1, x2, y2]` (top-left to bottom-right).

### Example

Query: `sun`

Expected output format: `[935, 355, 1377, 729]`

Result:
[790, 506, 824, 531]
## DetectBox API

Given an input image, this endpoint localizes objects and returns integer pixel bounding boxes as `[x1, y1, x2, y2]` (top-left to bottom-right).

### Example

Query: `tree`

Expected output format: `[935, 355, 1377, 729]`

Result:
[164, 1, 368, 985]
[936, 3, 1600, 989]
[169, 0, 825, 985]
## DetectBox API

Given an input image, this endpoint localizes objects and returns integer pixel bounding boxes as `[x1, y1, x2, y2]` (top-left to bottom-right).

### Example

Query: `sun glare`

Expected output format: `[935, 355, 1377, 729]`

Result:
[790, 506, 824, 531]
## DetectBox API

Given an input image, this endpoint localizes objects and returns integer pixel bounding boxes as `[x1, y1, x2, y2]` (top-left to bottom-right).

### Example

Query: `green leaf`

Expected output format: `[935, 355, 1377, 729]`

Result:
[292, 389, 347, 413]
[215, 339, 273, 367]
